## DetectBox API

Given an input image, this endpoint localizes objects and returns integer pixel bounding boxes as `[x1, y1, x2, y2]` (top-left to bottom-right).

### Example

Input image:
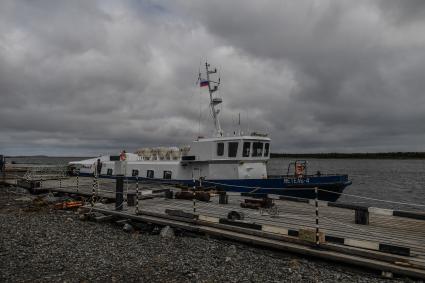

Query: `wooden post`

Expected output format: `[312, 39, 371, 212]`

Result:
[355, 209, 369, 225]
[219, 191, 228, 204]
[127, 192, 136, 206]
[116, 175, 124, 211]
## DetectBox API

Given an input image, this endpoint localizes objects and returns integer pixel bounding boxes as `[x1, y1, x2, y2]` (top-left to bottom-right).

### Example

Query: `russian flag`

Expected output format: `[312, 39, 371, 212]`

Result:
[200, 80, 209, 87]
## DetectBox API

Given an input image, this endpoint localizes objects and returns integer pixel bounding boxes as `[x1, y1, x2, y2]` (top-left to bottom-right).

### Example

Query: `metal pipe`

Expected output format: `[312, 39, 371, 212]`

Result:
[315, 186, 319, 246]
[136, 176, 139, 214]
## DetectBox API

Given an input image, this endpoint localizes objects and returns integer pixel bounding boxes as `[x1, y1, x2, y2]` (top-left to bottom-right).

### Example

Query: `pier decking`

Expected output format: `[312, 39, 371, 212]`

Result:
[3, 174, 425, 279]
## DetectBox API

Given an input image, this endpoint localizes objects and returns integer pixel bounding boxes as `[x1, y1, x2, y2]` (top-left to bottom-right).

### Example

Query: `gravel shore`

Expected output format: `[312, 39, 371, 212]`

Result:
[0, 186, 420, 282]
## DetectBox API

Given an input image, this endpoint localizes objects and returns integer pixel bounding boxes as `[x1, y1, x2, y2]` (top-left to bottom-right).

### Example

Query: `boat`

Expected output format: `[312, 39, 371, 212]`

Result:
[70, 62, 352, 201]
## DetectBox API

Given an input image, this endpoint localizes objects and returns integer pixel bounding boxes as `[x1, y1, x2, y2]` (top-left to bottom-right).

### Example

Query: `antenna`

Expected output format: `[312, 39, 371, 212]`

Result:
[238, 112, 241, 136]
[203, 61, 223, 137]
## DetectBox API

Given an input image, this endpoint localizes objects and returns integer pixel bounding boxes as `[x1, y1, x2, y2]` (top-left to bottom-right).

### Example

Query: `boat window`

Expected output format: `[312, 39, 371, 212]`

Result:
[163, 171, 172, 179]
[132, 169, 139, 177]
[107, 168, 113, 176]
[228, 142, 239, 157]
[146, 170, 154, 179]
[264, 143, 270, 156]
[243, 142, 251, 157]
[217, 142, 224, 156]
[252, 142, 263, 157]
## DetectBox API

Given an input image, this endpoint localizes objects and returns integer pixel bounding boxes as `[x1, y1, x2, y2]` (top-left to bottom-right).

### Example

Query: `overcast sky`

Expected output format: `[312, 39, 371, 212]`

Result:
[1, 0, 425, 156]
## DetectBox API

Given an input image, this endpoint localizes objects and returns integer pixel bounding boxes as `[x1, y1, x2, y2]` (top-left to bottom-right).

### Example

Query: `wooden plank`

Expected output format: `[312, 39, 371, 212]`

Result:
[262, 225, 288, 235]
[198, 215, 220, 223]
[393, 211, 425, 221]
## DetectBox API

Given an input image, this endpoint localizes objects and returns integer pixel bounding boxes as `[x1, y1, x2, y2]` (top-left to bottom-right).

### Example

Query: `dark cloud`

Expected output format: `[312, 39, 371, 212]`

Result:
[0, 0, 424, 155]
[377, 0, 425, 25]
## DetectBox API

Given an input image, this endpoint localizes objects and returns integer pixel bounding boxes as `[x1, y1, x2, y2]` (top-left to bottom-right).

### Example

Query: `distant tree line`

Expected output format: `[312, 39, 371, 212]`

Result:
[270, 152, 425, 159]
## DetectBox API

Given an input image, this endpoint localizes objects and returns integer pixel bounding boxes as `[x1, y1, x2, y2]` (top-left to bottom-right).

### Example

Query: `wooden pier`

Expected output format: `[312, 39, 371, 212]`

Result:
[3, 174, 425, 279]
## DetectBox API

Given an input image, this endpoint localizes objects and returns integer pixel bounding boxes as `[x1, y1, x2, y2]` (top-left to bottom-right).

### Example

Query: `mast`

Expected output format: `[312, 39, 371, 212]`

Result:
[204, 62, 223, 137]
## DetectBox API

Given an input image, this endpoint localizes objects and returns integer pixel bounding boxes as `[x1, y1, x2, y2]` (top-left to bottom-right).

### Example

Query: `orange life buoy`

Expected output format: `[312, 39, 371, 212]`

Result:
[120, 151, 126, 161]
[295, 164, 304, 176]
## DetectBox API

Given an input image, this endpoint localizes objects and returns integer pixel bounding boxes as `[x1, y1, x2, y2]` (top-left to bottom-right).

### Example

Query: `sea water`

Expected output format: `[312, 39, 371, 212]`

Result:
[269, 158, 425, 210]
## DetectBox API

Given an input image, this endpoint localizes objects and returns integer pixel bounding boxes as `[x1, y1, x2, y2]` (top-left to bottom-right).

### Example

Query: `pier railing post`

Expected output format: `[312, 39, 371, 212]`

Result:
[91, 172, 97, 207]
[315, 187, 320, 246]
[76, 170, 79, 193]
[219, 191, 228, 204]
[193, 178, 196, 213]
[193, 191, 196, 213]
[135, 176, 139, 214]
[96, 173, 99, 195]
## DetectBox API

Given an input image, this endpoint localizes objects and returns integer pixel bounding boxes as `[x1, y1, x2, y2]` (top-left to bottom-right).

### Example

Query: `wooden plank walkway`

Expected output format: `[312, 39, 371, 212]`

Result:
[27, 177, 425, 255]
[124, 196, 425, 258]
[86, 202, 425, 279]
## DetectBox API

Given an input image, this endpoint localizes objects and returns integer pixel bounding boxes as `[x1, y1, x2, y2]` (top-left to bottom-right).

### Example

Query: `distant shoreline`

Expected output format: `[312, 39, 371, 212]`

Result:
[270, 152, 425, 159]
[3, 152, 425, 160]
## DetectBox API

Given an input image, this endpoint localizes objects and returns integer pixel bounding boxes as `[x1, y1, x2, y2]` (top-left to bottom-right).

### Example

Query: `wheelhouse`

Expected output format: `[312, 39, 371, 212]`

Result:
[214, 138, 270, 160]
[188, 135, 271, 162]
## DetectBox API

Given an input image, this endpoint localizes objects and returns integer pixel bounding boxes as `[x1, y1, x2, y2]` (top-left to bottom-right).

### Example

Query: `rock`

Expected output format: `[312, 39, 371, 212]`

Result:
[123, 223, 134, 233]
[14, 197, 32, 202]
[43, 195, 60, 203]
[132, 222, 154, 233]
[77, 207, 90, 214]
[159, 226, 175, 238]
[93, 212, 106, 218]
[225, 257, 231, 262]
[79, 214, 88, 221]
[381, 271, 393, 279]
[93, 203, 107, 209]
[227, 245, 237, 256]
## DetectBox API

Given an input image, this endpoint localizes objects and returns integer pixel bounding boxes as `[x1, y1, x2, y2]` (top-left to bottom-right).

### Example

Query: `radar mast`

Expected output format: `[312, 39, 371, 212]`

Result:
[203, 62, 223, 137]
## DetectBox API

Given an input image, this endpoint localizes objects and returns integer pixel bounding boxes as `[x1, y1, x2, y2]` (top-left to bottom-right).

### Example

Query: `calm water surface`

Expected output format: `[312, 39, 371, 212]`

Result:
[7, 156, 425, 210]
[269, 158, 425, 210]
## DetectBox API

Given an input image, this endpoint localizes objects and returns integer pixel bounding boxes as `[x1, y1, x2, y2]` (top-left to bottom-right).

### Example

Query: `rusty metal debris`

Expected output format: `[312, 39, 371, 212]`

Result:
[240, 198, 274, 209]
[54, 200, 83, 209]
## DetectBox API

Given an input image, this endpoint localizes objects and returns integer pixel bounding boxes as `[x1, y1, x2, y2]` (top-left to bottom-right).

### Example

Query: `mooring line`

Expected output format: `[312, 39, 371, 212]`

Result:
[318, 188, 425, 208]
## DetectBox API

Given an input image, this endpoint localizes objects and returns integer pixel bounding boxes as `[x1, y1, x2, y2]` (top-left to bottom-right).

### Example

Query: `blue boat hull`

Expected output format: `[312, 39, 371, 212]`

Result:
[79, 173, 351, 202]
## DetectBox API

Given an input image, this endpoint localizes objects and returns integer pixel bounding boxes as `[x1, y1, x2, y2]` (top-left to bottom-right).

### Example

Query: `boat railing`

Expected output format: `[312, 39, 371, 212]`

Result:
[268, 174, 348, 179]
